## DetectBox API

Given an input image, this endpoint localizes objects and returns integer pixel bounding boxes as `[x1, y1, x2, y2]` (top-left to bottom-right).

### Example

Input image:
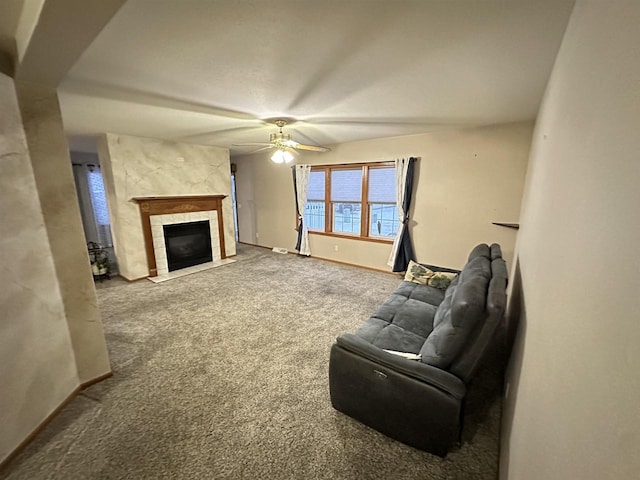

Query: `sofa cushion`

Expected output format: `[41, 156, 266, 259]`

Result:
[420, 258, 490, 368]
[404, 260, 433, 284]
[450, 275, 487, 328]
[488, 258, 508, 315]
[427, 271, 457, 290]
[405, 261, 458, 290]
[431, 280, 457, 329]
[458, 256, 492, 284]
[491, 258, 508, 283]
[393, 281, 446, 308]
[487, 276, 507, 317]
[354, 280, 447, 354]
[371, 324, 428, 353]
[467, 243, 490, 262]
[355, 317, 390, 343]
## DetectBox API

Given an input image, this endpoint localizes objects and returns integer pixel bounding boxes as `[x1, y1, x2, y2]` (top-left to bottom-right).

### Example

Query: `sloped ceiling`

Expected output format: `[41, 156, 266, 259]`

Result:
[0, 0, 25, 72]
[51, 0, 574, 154]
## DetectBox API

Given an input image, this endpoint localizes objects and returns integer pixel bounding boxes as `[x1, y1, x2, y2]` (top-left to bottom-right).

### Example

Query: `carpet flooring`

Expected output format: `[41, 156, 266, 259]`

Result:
[1, 244, 503, 479]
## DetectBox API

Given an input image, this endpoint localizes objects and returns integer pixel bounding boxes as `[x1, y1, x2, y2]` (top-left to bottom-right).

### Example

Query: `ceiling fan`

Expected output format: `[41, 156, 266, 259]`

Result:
[233, 119, 331, 163]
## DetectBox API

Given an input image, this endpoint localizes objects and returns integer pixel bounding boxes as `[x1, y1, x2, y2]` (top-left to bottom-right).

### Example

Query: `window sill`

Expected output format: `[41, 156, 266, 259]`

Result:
[308, 230, 394, 245]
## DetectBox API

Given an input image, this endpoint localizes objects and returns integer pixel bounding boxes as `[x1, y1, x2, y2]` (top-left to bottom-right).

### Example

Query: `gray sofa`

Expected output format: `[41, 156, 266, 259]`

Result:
[329, 243, 508, 456]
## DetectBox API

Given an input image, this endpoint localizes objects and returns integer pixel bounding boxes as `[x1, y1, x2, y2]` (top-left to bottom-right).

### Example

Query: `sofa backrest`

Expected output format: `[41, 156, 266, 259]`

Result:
[419, 251, 491, 369]
[419, 243, 507, 383]
[449, 252, 507, 382]
[467, 243, 491, 262]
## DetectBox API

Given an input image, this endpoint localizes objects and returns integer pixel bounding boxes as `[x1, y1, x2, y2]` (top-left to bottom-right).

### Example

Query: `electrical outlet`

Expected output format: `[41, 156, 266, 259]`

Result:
[334, 245, 339, 252]
[256, 232, 260, 238]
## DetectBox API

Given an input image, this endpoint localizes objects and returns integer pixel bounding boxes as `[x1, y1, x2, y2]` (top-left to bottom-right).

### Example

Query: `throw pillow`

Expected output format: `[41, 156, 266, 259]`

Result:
[404, 260, 457, 290]
[404, 260, 433, 285]
[427, 272, 458, 290]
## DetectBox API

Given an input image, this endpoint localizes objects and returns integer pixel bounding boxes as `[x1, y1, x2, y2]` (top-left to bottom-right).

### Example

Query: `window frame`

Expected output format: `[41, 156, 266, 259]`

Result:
[302, 161, 396, 244]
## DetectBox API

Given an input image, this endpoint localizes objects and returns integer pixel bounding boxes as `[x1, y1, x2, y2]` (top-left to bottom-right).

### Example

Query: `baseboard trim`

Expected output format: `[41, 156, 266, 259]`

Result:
[0, 370, 112, 471]
[237, 241, 273, 250]
[238, 241, 397, 275]
[0, 385, 79, 470]
[81, 371, 113, 389]
[122, 275, 149, 282]
[310, 255, 397, 275]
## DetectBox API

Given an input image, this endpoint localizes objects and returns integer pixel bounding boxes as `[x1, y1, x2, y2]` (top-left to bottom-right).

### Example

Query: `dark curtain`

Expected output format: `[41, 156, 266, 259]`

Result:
[292, 166, 303, 252]
[392, 157, 417, 272]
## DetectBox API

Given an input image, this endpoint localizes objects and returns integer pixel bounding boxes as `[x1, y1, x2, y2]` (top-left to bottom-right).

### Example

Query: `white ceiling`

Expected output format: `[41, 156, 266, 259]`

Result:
[28, 1, 577, 154]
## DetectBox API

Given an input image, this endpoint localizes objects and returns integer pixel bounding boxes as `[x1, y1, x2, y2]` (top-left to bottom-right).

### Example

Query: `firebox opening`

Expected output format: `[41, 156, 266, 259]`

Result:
[163, 220, 213, 272]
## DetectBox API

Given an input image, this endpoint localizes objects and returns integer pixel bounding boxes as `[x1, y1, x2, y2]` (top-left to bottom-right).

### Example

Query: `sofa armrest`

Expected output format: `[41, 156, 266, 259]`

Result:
[335, 333, 466, 399]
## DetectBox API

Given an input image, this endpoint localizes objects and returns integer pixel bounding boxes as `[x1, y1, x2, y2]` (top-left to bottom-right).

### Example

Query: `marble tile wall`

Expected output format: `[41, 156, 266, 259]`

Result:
[0, 74, 79, 463]
[98, 133, 235, 280]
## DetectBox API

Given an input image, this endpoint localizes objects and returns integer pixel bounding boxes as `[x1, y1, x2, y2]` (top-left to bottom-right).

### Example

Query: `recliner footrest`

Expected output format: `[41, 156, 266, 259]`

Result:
[329, 344, 462, 457]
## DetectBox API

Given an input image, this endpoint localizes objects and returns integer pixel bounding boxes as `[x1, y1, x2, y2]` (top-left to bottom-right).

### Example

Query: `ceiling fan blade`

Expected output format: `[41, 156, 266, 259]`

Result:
[178, 125, 264, 142]
[295, 144, 331, 152]
[232, 142, 274, 147]
[245, 146, 275, 154]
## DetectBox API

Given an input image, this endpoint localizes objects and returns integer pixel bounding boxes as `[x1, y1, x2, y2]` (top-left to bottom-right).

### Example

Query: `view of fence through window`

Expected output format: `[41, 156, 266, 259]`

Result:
[305, 201, 325, 230]
[333, 202, 361, 234]
[369, 203, 398, 237]
[368, 166, 398, 237]
[331, 169, 362, 234]
[303, 165, 399, 239]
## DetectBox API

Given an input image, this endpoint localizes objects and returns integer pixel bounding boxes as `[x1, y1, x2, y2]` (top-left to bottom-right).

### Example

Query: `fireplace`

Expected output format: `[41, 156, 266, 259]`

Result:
[133, 195, 227, 277]
[163, 220, 213, 272]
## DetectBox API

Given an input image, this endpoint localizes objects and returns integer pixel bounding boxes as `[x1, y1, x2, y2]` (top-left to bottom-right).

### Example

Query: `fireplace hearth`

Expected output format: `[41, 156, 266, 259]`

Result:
[163, 220, 212, 272]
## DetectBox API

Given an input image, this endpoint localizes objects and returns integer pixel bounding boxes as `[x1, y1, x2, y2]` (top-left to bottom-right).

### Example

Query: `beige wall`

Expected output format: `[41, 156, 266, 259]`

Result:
[501, 1, 640, 479]
[235, 122, 532, 271]
[17, 82, 111, 383]
[0, 73, 78, 463]
[98, 133, 235, 280]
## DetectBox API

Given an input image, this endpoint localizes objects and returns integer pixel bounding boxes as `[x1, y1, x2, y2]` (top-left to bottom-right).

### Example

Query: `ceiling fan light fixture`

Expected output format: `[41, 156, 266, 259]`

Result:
[233, 119, 330, 159]
[271, 149, 294, 164]
[270, 132, 292, 143]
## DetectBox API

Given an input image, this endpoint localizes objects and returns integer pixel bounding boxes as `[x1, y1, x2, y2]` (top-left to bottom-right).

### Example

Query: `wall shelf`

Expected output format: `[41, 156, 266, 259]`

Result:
[492, 222, 520, 229]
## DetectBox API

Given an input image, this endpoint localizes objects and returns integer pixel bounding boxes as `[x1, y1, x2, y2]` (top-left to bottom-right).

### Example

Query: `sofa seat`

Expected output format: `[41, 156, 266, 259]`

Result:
[354, 281, 448, 354]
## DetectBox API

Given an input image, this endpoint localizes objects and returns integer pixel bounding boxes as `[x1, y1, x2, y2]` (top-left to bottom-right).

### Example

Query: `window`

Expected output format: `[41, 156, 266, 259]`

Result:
[303, 162, 397, 242]
[367, 167, 398, 238]
[87, 167, 113, 247]
[331, 169, 362, 235]
[305, 170, 326, 231]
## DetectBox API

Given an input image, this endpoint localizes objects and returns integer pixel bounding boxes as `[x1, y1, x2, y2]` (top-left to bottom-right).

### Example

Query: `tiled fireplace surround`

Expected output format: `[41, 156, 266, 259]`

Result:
[133, 195, 226, 277]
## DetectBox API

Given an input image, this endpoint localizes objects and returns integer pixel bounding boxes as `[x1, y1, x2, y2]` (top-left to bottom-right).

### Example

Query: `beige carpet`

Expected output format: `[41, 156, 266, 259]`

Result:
[1, 244, 503, 480]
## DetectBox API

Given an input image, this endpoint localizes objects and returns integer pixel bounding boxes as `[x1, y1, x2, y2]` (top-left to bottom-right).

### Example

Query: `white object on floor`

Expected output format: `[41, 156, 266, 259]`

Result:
[148, 258, 236, 283]
[272, 247, 288, 254]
